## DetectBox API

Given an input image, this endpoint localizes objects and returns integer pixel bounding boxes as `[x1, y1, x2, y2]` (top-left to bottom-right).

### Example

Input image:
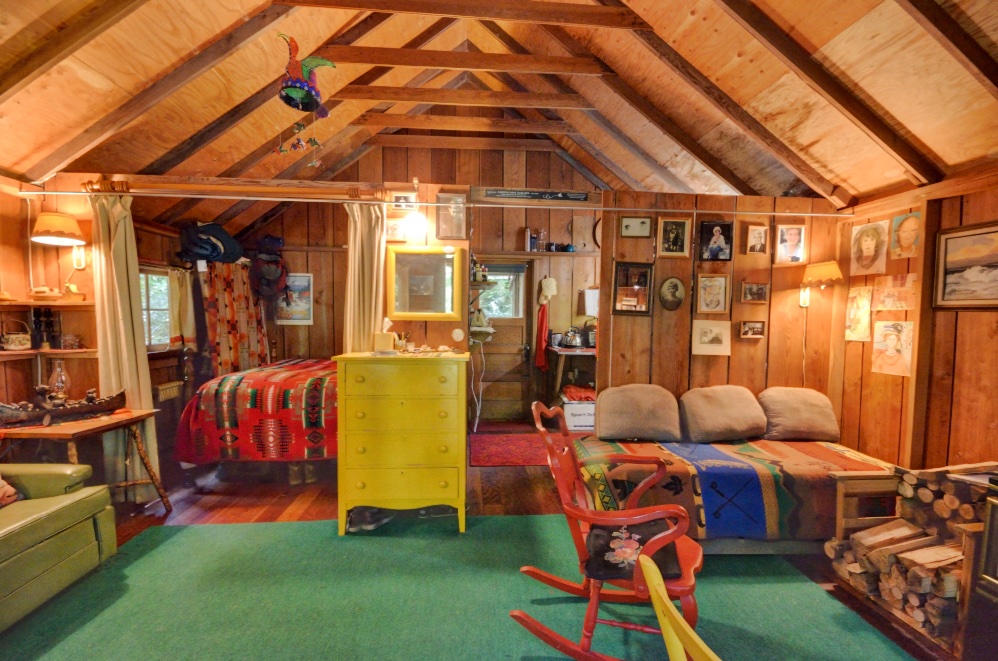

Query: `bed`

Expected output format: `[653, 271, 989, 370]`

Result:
[174, 358, 338, 465]
[576, 384, 895, 542]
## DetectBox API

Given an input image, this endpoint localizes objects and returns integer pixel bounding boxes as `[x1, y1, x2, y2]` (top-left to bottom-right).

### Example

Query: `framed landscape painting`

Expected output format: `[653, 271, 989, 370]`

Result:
[934, 220, 998, 308]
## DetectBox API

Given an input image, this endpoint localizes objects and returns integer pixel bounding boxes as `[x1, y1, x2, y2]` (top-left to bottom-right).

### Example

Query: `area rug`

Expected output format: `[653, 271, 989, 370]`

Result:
[469, 431, 588, 467]
[1, 516, 913, 661]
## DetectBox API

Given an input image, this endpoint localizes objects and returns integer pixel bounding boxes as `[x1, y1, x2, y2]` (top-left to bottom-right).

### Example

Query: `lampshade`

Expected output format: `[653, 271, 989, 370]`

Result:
[583, 288, 600, 317]
[801, 260, 843, 287]
[31, 212, 85, 246]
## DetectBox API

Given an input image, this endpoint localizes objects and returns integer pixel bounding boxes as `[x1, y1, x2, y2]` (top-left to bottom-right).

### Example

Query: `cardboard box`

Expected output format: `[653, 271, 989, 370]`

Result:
[559, 396, 594, 431]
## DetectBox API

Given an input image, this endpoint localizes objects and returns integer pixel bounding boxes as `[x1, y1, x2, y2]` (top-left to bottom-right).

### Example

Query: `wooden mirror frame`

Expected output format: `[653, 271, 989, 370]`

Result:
[386, 245, 465, 321]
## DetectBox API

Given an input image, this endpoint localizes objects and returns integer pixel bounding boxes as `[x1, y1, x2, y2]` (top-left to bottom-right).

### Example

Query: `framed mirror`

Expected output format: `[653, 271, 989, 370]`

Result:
[386, 245, 465, 321]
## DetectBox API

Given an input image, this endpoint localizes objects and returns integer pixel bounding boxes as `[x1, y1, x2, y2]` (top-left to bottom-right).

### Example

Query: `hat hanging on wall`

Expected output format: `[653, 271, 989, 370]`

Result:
[277, 34, 335, 118]
[177, 222, 244, 263]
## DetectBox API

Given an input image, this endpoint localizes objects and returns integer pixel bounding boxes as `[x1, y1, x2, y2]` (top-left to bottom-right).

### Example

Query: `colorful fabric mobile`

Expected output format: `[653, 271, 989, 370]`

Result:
[278, 34, 335, 118]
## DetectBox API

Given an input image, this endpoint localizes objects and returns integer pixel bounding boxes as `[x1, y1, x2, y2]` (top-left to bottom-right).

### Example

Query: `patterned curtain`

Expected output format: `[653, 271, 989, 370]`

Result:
[198, 262, 269, 376]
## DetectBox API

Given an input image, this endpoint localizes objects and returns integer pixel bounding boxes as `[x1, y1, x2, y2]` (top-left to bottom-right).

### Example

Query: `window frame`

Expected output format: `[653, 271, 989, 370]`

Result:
[139, 268, 172, 352]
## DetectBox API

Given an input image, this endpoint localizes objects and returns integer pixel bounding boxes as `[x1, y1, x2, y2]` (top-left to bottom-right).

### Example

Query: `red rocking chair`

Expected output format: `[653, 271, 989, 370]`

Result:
[511, 402, 703, 661]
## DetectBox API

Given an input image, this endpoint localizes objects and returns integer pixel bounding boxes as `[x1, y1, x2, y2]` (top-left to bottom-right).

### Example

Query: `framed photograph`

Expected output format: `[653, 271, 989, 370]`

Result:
[392, 192, 417, 210]
[386, 218, 407, 243]
[657, 218, 691, 258]
[698, 221, 733, 261]
[740, 321, 766, 339]
[744, 224, 768, 255]
[435, 192, 467, 240]
[612, 262, 653, 315]
[934, 219, 998, 308]
[691, 320, 731, 356]
[890, 212, 920, 260]
[620, 216, 652, 238]
[740, 282, 769, 304]
[696, 274, 729, 314]
[774, 225, 806, 264]
[275, 273, 313, 325]
[658, 277, 685, 311]
[850, 220, 889, 276]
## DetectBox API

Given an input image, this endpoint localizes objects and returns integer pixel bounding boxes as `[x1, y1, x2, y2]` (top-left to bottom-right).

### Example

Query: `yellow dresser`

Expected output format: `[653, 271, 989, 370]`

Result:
[335, 351, 469, 534]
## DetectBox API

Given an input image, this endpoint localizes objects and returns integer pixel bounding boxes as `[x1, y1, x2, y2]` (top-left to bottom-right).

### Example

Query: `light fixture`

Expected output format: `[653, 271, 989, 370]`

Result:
[31, 212, 85, 246]
[799, 260, 844, 307]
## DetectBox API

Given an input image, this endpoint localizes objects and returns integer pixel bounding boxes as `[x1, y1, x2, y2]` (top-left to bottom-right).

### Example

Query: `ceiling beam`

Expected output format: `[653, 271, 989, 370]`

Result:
[312, 45, 609, 75]
[350, 114, 578, 133]
[367, 135, 563, 150]
[586, 0, 857, 207]
[539, 24, 758, 195]
[150, 17, 459, 225]
[23, 4, 296, 184]
[139, 12, 394, 175]
[274, 0, 651, 30]
[0, 0, 150, 106]
[893, 0, 998, 101]
[714, 0, 942, 185]
[332, 85, 594, 109]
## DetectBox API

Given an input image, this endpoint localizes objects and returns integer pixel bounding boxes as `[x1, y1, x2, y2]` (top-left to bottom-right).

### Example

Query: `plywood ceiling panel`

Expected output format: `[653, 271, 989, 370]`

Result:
[0, 0, 93, 71]
[946, 0, 998, 59]
[754, 0, 880, 53]
[699, 118, 799, 197]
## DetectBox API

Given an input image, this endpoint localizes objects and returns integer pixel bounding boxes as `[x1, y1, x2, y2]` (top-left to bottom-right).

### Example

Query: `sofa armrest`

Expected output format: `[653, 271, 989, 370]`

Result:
[1, 463, 93, 498]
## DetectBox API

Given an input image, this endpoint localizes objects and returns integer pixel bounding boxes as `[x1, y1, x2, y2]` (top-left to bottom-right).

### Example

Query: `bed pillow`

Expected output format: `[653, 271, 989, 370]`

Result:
[595, 384, 681, 442]
[679, 385, 767, 442]
[758, 387, 840, 441]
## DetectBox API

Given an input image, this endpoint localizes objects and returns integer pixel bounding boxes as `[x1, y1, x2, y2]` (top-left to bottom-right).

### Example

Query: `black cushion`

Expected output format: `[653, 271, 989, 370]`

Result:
[584, 520, 682, 582]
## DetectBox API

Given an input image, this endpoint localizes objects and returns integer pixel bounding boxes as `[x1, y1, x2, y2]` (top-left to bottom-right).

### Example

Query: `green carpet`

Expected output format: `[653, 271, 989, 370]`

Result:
[2, 516, 912, 661]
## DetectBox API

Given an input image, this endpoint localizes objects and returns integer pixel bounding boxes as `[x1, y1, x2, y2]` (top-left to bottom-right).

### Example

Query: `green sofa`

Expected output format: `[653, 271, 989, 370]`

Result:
[0, 463, 117, 632]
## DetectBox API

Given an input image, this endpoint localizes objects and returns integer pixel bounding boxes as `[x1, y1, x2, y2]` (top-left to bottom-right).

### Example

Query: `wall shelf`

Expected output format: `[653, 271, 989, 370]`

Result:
[0, 349, 97, 362]
[0, 301, 94, 311]
[476, 251, 599, 259]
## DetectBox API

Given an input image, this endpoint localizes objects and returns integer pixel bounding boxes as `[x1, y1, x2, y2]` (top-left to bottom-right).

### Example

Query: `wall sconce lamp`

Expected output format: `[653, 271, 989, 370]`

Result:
[799, 260, 843, 307]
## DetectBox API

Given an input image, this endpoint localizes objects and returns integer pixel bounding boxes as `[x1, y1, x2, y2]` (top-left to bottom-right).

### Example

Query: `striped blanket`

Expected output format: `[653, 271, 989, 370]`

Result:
[576, 437, 893, 541]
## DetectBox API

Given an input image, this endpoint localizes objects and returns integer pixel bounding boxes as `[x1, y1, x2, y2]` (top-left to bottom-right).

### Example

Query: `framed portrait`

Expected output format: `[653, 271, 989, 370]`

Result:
[740, 321, 766, 339]
[890, 212, 920, 260]
[658, 277, 685, 311]
[698, 221, 733, 261]
[620, 216, 652, 238]
[740, 282, 769, 304]
[657, 218, 691, 258]
[850, 220, 889, 276]
[612, 262, 653, 315]
[743, 224, 768, 255]
[774, 225, 807, 264]
[933, 219, 998, 308]
[435, 192, 467, 240]
[392, 192, 417, 211]
[385, 218, 407, 243]
[275, 273, 313, 325]
[691, 320, 731, 356]
[696, 274, 729, 314]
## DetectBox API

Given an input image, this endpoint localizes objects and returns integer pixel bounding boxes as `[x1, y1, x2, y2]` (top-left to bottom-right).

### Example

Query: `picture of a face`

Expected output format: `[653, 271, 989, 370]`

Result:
[891, 213, 920, 259]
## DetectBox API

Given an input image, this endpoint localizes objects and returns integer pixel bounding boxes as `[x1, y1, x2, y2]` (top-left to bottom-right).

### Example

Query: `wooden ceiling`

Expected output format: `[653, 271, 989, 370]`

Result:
[1, 0, 996, 235]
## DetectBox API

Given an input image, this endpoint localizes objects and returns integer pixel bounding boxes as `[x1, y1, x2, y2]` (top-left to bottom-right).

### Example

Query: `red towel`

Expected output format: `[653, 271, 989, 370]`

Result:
[534, 303, 549, 371]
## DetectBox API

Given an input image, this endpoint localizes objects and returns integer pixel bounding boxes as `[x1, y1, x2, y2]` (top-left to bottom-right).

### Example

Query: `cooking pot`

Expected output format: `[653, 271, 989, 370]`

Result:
[562, 326, 584, 348]
[2, 319, 32, 351]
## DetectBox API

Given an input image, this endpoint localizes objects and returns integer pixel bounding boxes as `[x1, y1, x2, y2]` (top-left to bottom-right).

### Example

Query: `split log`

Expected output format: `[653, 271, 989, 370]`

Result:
[931, 568, 961, 599]
[916, 486, 938, 504]
[824, 538, 850, 560]
[932, 498, 953, 519]
[846, 562, 879, 594]
[850, 519, 924, 558]
[958, 503, 977, 521]
[897, 543, 963, 571]
[866, 535, 940, 573]
[907, 565, 934, 593]
[897, 481, 915, 498]
[901, 471, 919, 486]
[904, 602, 927, 623]
[898, 497, 919, 520]
[906, 592, 927, 607]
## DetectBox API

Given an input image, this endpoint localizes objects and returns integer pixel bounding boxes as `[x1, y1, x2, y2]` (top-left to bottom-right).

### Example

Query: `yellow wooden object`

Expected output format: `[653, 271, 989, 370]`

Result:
[336, 352, 469, 535]
[639, 556, 722, 661]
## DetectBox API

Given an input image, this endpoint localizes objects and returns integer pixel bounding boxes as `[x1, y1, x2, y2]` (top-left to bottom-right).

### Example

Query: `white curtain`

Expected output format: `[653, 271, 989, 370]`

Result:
[343, 202, 387, 353]
[90, 195, 159, 503]
[168, 268, 196, 351]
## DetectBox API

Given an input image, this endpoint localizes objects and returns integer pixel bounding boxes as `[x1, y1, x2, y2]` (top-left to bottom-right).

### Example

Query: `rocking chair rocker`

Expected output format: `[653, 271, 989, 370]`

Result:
[511, 402, 703, 661]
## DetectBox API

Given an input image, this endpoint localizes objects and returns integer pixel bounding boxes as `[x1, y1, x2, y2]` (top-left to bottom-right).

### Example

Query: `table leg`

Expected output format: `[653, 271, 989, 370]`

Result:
[552, 354, 566, 402]
[128, 424, 172, 514]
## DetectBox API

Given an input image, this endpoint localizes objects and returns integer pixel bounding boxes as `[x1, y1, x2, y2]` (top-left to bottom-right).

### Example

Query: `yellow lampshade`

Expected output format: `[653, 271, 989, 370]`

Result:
[31, 212, 85, 246]
[801, 260, 844, 288]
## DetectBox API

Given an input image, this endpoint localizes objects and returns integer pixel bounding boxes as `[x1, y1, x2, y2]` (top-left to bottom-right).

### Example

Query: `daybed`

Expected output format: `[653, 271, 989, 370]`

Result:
[174, 358, 338, 465]
[575, 384, 894, 542]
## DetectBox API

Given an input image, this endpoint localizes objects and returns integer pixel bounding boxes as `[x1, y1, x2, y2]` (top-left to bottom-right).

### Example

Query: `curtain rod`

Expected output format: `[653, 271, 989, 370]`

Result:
[20, 190, 852, 218]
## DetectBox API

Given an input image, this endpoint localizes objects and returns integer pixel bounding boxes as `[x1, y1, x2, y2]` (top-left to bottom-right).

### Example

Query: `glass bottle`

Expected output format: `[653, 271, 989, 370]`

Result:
[48, 359, 72, 398]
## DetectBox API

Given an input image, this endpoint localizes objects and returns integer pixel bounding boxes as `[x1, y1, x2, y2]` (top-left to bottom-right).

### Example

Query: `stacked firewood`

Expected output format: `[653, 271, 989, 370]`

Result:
[894, 466, 988, 542]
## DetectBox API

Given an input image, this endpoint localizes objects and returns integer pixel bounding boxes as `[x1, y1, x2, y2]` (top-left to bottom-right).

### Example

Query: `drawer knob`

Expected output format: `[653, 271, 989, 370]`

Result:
[438, 376, 447, 383]
[439, 481, 449, 489]
[356, 446, 366, 454]
[356, 482, 365, 489]
[355, 375, 365, 383]
[439, 445, 448, 453]
[438, 411, 447, 418]
[355, 411, 366, 419]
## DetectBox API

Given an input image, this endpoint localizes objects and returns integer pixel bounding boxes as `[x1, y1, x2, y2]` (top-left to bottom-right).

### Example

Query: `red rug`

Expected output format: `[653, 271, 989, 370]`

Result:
[469, 431, 589, 467]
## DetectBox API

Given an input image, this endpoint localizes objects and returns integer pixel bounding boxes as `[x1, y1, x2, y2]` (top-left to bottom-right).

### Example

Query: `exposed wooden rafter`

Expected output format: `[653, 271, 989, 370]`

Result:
[714, 0, 943, 185]
[350, 113, 577, 133]
[0, 0, 149, 107]
[331, 85, 594, 109]
[310, 45, 610, 75]
[23, 4, 297, 184]
[367, 135, 562, 150]
[274, 0, 652, 30]
[893, 0, 998, 101]
[586, 0, 857, 207]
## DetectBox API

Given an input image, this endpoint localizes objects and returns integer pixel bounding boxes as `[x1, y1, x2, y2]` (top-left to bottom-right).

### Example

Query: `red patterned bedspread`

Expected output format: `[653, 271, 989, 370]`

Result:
[174, 359, 337, 464]
[576, 437, 894, 541]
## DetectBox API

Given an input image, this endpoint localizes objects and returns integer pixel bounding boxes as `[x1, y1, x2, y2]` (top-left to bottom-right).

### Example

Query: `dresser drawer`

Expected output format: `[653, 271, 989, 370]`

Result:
[341, 467, 459, 500]
[343, 397, 461, 432]
[343, 432, 463, 467]
[343, 361, 459, 397]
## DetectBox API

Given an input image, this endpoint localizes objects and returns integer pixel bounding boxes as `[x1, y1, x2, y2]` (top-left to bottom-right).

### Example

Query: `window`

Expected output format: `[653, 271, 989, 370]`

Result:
[139, 271, 171, 350]
[478, 264, 525, 318]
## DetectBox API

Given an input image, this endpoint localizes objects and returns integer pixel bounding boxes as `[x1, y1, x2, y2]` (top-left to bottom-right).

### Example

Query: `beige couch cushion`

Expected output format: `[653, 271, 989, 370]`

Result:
[595, 384, 681, 441]
[679, 385, 767, 442]
[758, 387, 840, 441]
